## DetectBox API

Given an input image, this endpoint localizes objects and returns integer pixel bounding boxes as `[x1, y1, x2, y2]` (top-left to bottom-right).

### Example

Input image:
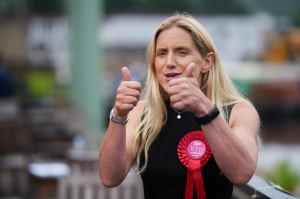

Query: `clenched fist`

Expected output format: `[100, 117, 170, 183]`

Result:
[166, 63, 213, 117]
[113, 66, 142, 117]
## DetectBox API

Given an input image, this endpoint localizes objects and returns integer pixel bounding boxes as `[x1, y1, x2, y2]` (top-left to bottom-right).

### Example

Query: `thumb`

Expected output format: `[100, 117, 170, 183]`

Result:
[183, 63, 195, 78]
[121, 66, 132, 81]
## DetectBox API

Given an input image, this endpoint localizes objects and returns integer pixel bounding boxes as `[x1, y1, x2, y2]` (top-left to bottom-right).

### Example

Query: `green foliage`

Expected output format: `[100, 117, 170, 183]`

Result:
[0, 0, 250, 15]
[143, 0, 189, 13]
[104, 0, 250, 14]
[0, 0, 26, 14]
[1, 0, 299, 17]
[189, 0, 250, 15]
[25, 70, 55, 98]
[27, 0, 64, 14]
[266, 160, 300, 193]
[105, 0, 134, 13]
[291, 12, 300, 27]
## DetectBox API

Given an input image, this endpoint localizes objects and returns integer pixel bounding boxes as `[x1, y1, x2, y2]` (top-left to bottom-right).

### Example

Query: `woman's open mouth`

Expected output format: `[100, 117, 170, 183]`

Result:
[165, 72, 181, 81]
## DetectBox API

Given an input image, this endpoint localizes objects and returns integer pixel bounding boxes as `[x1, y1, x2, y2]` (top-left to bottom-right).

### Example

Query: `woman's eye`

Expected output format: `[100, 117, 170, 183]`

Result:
[156, 51, 166, 57]
[179, 50, 188, 56]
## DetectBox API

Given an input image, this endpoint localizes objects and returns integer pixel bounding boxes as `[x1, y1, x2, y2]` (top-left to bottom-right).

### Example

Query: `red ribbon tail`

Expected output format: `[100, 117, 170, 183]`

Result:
[193, 170, 206, 199]
[185, 170, 194, 199]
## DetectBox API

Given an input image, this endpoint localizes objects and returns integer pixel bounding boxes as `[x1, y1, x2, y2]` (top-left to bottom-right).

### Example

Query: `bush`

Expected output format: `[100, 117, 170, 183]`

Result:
[266, 160, 300, 193]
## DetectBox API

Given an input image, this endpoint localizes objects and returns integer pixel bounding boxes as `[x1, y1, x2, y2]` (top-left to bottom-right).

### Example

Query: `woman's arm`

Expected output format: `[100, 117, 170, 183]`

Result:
[167, 64, 259, 185]
[202, 101, 260, 185]
[99, 102, 143, 187]
[99, 66, 142, 187]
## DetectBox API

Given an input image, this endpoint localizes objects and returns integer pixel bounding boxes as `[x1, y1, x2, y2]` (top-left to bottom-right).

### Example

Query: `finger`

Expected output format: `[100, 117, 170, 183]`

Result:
[121, 66, 132, 81]
[168, 77, 185, 87]
[167, 84, 181, 95]
[124, 88, 141, 98]
[122, 81, 142, 90]
[121, 95, 139, 104]
[168, 78, 198, 89]
[170, 93, 182, 104]
[115, 103, 135, 113]
[167, 82, 189, 95]
[117, 86, 141, 100]
[182, 62, 195, 78]
[116, 90, 139, 101]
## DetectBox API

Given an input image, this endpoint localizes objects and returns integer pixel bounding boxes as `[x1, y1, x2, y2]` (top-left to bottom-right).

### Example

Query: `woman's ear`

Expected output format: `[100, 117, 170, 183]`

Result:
[201, 52, 214, 73]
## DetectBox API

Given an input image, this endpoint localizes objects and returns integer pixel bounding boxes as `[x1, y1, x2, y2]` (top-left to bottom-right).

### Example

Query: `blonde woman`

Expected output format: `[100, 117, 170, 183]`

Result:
[99, 14, 260, 199]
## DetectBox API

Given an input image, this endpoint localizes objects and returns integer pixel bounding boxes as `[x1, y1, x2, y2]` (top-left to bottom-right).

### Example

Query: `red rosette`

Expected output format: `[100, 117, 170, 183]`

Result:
[177, 130, 212, 199]
[177, 131, 212, 170]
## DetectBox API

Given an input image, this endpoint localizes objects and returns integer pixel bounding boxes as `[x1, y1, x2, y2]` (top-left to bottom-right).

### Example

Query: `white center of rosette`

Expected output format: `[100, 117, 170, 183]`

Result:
[187, 140, 206, 159]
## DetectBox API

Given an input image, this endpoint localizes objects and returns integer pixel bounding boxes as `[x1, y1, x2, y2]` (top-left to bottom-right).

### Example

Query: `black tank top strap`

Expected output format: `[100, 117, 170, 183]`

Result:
[223, 103, 235, 123]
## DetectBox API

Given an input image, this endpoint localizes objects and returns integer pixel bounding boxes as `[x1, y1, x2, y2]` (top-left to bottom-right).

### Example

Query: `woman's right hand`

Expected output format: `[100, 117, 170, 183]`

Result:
[113, 66, 142, 117]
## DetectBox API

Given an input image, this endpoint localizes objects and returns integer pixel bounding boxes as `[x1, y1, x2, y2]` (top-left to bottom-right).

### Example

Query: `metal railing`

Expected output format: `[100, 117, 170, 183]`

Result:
[233, 176, 298, 199]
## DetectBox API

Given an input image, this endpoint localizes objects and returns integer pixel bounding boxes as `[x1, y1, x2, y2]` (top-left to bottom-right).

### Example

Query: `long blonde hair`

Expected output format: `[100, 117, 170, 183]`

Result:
[135, 14, 246, 172]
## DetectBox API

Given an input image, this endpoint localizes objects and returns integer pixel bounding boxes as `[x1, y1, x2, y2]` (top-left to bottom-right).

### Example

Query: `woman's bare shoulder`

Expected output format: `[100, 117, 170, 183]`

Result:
[229, 100, 260, 128]
[232, 101, 258, 115]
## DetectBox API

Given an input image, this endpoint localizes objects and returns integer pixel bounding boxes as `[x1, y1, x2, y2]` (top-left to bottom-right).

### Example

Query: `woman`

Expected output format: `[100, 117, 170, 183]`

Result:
[99, 14, 260, 199]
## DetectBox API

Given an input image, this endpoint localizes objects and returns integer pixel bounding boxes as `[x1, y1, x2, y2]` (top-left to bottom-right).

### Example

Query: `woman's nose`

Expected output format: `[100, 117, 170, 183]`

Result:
[166, 53, 176, 69]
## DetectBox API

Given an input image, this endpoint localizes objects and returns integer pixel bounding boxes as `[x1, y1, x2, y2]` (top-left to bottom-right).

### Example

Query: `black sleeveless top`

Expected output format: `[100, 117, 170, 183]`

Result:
[140, 103, 233, 199]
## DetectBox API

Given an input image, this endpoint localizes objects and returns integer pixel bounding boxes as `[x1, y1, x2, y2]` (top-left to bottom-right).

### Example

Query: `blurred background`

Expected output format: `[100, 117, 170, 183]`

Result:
[0, 0, 300, 198]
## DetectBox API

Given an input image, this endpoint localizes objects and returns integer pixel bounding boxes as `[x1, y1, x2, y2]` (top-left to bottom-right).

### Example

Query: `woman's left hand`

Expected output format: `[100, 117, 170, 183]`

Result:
[166, 63, 213, 117]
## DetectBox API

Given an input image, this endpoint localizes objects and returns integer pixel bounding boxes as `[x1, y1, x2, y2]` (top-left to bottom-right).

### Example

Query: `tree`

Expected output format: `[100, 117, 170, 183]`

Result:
[27, 0, 64, 15]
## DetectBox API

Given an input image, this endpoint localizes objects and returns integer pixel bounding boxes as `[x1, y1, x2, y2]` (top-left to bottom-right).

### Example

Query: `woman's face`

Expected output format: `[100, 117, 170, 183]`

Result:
[154, 26, 207, 94]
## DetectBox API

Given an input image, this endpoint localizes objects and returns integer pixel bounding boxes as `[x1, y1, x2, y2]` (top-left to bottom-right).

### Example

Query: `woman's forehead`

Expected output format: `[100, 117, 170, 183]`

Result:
[156, 27, 194, 47]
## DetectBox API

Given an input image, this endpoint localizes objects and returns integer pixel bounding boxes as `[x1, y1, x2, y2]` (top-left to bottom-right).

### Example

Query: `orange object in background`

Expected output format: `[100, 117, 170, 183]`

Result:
[287, 29, 300, 61]
[262, 29, 300, 63]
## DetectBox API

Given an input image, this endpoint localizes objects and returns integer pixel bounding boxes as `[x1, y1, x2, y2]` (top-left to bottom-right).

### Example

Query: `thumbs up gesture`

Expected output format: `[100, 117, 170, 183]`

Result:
[182, 62, 196, 78]
[114, 66, 142, 117]
[167, 63, 211, 116]
[121, 66, 132, 81]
